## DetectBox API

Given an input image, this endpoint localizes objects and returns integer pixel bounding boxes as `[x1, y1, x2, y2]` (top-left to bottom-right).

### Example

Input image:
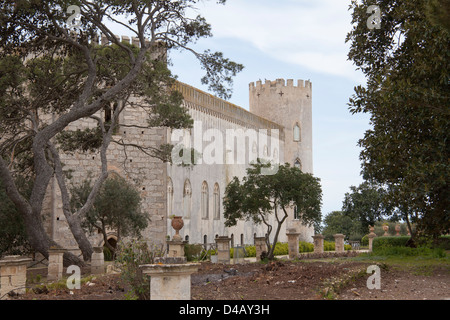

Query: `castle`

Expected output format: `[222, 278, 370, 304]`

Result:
[41, 37, 314, 253]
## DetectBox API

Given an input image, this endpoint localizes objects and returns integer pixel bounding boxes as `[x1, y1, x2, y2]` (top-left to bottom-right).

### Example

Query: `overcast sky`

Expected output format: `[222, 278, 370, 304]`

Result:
[107, 0, 371, 219]
[166, 0, 371, 218]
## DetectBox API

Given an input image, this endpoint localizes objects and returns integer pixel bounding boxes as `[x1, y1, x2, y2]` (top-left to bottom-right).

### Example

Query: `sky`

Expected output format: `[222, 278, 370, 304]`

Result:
[165, 0, 372, 218]
[106, 0, 372, 219]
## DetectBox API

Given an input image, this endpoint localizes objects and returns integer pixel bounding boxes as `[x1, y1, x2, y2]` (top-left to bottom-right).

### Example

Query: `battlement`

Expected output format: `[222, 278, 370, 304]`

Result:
[249, 78, 312, 91]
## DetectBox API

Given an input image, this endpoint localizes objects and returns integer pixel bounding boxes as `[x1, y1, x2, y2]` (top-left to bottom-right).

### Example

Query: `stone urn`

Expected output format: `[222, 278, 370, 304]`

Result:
[395, 224, 401, 236]
[171, 216, 184, 241]
[369, 225, 375, 233]
[382, 224, 389, 236]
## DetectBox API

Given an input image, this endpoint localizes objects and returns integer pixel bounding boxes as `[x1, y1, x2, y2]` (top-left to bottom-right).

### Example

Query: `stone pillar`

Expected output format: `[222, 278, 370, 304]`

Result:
[140, 264, 200, 300]
[254, 237, 267, 261]
[167, 240, 187, 263]
[368, 232, 377, 252]
[286, 229, 300, 259]
[312, 234, 324, 253]
[91, 246, 105, 275]
[0, 255, 31, 300]
[47, 247, 66, 281]
[215, 236, 231, 264]
[333, 234, 345, 253]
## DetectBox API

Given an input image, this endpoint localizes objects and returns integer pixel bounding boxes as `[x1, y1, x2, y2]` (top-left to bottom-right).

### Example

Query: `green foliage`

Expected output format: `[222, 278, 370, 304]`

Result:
[71, 175, 148, 252]
[0, 178, 31, 257]
[184, 244, 203, 261]
[372, 236, 411, 251]
[346, 0, 450, 239]
[114, 240, 164, 300]
[372, 246, 446, 259]
[341, 182, 396, 234]
[322, 211, 364, 241]
[223, 161, 322, 259]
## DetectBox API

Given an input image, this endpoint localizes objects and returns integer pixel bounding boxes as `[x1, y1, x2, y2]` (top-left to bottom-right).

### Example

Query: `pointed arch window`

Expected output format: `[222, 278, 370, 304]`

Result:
[294, 158, 302, 170]
[213, 183, 220, 220]
[167, 178, 174, 217]
[293, 123, 301, 142]
[183, 179, 191, 218]
[201, 181, 209, 219]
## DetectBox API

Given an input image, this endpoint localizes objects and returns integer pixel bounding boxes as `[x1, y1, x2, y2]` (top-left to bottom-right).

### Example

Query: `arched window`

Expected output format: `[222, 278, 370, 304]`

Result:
[294, 158, 302, 170]
[294, 206, 301, 220]
[183, 179, 191, 218]
[293, 123, 301, 142]
[201, 181, 209, 219]
[213, 183, 220, 220]
[167, 178, 173, 216]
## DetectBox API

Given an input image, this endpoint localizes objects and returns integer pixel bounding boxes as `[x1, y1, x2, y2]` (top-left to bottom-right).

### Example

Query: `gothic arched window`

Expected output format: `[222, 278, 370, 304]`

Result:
[167, 178, 173, 216]
[213, 183, 220, 220]
[201, 181, 209, 219]
[293, 123, 301, 142]
[294, 158, 302, 170]
[183, 179, 191, 218]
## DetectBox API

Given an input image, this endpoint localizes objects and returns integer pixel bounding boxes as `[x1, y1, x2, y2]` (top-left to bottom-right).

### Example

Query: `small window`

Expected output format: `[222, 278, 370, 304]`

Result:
[213, 183, 220, 220]
[201, 181, 209, 219]
[294, 206, 301, 220]
[294, 158, 302, 170]
[293, 123, 301, 142]
[183, 180, 192, 218]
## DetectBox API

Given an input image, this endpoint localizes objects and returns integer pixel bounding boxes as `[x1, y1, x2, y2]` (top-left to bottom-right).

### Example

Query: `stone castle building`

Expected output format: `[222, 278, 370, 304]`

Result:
[42, 37, 315, 253]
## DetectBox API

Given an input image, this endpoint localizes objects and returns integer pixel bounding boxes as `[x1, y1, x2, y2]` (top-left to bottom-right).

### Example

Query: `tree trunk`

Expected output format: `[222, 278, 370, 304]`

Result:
[23, 207, 86, 267]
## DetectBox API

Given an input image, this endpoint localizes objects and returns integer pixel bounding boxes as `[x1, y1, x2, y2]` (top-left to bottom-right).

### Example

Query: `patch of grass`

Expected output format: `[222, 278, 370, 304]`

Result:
[348, 247, 449, 275]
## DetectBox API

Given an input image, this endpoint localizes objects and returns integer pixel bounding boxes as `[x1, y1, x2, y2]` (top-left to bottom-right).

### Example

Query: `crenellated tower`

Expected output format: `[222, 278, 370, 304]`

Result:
[249, 79, 313, 174]
[249, 79, 314, 240]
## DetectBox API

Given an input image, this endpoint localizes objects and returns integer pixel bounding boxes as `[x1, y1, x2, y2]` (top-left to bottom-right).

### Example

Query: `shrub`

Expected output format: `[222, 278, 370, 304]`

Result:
[373, 246, 447, 258]
[431, 236, 450, 250]
[184, 244, 203, 261]
[372, 236, 410, 251]
[299, 241, 314, 253]
[114, 240, 164, 300]
[361, 235, 369, 246]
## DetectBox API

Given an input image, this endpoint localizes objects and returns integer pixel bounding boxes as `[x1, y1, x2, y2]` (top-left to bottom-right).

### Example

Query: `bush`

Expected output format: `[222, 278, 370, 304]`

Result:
[372, 236, 410, 251]
[431, 236, 450, 250]
[361, 235, 369, 246]
[373, 246, 447, 258]
[184, 244, 203, 261]
[299, 241, 314, 253]
[114, 240, 164, 300]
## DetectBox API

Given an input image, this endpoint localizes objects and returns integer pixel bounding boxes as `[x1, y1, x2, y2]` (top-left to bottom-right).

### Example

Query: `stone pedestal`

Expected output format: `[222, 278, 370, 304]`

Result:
[286, 230, 300, 259]
[215, 236, 231, 264]
[0, 255, 31, 299]
[312, 234, 324, 253]
[140, 263, 200, 300]
[91, 246, 105, 275]
[368, 232, 377, 252]
[47, 247, 65, 281]
[333, 234, 345, 253]
[254, 237, 267, 261]
[167, 240, 185, 259]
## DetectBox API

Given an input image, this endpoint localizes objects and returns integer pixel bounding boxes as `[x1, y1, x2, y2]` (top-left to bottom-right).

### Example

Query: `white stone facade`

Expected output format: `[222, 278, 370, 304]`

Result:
[43, 77, 314, 253]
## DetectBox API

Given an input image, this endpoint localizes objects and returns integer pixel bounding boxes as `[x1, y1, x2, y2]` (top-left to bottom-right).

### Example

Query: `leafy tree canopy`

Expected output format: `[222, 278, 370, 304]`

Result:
[223, 161, 322, 259]
[346, 0, 449, 238]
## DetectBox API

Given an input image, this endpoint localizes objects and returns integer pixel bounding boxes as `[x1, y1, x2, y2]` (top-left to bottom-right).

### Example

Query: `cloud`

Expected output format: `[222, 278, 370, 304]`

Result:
[194, 0, 361, 80]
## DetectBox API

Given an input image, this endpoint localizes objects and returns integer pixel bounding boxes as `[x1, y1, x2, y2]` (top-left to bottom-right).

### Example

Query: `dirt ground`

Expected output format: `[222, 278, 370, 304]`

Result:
[10, 257, 449, 300]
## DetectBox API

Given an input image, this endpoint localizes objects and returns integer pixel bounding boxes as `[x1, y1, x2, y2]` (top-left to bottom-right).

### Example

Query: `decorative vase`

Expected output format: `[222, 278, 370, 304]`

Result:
[395, 224, 401, 236]
[382, 225, 389, 236]
[171, 216, 184, 241]
[369, 225, 375, 233]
